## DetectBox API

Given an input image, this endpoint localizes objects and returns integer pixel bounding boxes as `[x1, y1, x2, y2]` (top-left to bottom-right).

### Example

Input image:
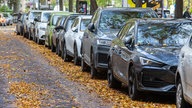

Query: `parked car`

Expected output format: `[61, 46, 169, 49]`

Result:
[0, 13, 6, 26]
[45, 12, 70, 47]
[16, 13, 26, 35]
[28, 11, 42, 40]
[63, 15, 92, 65]
[33, 10, 53, 44]
[3, 13, 13, 25]
[107, 18, 192, 100]
[57, 14, 80, 58]
[23, 10, 42, 38]
[50, 12, 73, 51]
[81, 7, 158, 78]
[176, 35, 192, 107]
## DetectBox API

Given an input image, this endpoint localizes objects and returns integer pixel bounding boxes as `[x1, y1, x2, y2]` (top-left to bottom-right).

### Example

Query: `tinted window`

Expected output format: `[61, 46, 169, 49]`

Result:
[80, 19, 90, 31]
[99, 10, 157, 31]
[137, 22, 192, 47]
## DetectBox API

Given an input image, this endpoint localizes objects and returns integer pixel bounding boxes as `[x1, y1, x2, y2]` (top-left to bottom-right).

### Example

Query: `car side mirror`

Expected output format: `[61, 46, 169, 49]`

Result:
[88, 23, 95, 32]
[47, 22, 50, 26]
[34, 17, 39, 22]
[124, 37, 134, 50]
[72, 27, 78, 32]
[55, 26, 64, 31]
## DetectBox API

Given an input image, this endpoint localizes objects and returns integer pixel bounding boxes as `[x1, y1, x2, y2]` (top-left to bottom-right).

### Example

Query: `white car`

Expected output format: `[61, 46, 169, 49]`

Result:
[34, 11, 53, 44]
[176, 35, 192, 108]
[63, 15, 92, 65]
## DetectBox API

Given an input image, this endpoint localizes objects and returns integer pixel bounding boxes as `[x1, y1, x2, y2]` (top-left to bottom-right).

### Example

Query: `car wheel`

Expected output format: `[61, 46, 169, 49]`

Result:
[176, 79, 189, 108]
[63, 43, 72, 62]
[81, 53, 89, 72]
[74, 45, 80, 65]
[90, 52, 97, 79]
[107, 59, 121, 88]
[51, 41, 56, 52]
[128, 66, 140, 100]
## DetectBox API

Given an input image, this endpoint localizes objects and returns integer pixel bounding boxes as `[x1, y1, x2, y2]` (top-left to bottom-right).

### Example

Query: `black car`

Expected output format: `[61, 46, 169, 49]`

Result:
[57, 14, 80, 58]
[107, 18, 192, 100]
[52, 15, 67, 53]
[81, 7, 158, 78]
[16, 13, 26, 35]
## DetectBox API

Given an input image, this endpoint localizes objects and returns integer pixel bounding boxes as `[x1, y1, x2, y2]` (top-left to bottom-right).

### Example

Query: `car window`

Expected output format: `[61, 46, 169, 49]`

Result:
[65, 16, 77, 31]
[71, 18, 79, 28]
[137, 22, 192, 47]
[98, 10, 157, 32]
[80, 18, 91, 31]
[189, 36, 192, 48]
[56, 17, 62, 26]
[29, 12, 41, 20]
[42, 12, 51, 22]
[52, 15, 61, 26]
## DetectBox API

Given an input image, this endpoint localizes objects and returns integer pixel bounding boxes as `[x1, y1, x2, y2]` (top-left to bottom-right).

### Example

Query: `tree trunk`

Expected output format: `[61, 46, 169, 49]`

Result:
[175, 0, 183, 18]
[90, 0, 98, 15]
[76, 0, 79, 13]
[59, 0, 63, 11]
[13, 0, 20, 13]
[69, 0, 73, 12]
[135, 0, 142, 7]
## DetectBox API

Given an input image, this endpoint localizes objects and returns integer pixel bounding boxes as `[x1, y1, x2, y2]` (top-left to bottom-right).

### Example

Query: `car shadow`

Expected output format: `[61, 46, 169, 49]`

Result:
[115, 85, 175, 105]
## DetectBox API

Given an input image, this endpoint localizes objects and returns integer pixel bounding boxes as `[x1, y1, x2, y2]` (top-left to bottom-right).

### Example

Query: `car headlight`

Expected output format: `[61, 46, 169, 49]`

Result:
[139, 57, 164, 67]
[97, 39, 111, 46]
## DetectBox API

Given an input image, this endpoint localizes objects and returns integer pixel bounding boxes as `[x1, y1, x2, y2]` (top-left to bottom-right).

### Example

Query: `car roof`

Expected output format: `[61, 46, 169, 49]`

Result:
[51, 11, 74, 16]
[131, 18, 192, 24]
[100, 7, 154, 12]
[78, 15, 92, 19]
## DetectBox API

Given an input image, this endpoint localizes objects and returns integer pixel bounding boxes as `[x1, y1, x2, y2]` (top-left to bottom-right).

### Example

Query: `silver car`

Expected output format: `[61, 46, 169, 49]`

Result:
[176, 35, 192, 108]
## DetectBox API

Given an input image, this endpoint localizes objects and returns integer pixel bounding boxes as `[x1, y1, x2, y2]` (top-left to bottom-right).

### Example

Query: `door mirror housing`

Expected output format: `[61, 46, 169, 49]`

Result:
[88, 23, 95, 32]
[72, 27, 78, 32]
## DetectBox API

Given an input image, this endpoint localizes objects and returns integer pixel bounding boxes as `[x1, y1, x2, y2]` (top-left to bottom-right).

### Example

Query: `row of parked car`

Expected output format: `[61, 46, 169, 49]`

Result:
[0, 13, 13, 26]
[15, 7, 192, 108]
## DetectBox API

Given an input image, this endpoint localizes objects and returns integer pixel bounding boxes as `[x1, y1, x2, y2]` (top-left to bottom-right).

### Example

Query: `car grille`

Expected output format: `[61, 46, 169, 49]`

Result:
[142, 71, 173, 88]
[98, 53, 108, 64]
[169, 66, 177, 73]
[97, 46, 110, 52]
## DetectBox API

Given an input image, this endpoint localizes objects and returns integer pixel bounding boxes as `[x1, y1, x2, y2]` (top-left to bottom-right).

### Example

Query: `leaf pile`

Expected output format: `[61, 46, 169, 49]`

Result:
[14, 35, 176, 108]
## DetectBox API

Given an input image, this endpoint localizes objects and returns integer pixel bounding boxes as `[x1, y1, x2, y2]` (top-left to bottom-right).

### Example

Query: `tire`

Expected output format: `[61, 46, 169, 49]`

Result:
[128, 66, 140, 100]
[63, 43, 72, 62]
[74, 45, 80, 65]
[51, 41, 56, 52]
[176, 79, 190, 108]
[107, 59, 121, 88]
[81, 53, 89, 72]
[90, 52, 97, 79]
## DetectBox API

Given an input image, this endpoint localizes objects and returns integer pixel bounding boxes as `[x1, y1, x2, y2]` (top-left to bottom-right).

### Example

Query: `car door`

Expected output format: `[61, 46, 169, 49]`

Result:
[183, 36, 192, 99]
[67, 18, 79, 54]
[83, 10, 99, 64]
[117, 24, 135, 83]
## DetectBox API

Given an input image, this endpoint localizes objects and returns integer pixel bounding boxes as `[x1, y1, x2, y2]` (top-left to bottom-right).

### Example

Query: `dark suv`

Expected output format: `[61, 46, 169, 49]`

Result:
[81, 7, 158, 78]
[107, 19, 192, 100]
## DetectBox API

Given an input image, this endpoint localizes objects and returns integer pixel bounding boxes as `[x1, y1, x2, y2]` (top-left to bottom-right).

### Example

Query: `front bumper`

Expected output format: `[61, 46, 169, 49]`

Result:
[136, 65, 176, 93]
[37, 29, 46, 41]
[94, 45, 110, 69]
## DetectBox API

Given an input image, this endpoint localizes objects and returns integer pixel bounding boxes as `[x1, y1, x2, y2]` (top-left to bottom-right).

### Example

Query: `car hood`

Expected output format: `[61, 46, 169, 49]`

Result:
[98, 30, 118, 40]
[137, 46, 181, 65]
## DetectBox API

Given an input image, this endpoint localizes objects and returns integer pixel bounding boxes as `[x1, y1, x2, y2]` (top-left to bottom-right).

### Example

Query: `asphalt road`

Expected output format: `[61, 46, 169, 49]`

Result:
[0, 25, 112, 108]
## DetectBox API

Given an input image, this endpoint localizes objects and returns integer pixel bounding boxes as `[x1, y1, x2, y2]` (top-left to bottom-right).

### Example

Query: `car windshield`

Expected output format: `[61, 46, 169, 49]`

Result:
[98, 10, 157, 32]
[52, 15, 61, 26]
[80, 19, 90, 31]
[137, 22, 192, 47]
[41, 12, 51, 22]
[29, 12, 41, 20]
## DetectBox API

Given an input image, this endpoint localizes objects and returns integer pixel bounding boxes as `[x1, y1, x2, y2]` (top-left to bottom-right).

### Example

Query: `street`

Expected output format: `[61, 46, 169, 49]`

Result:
[0, 25, 176, 107]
